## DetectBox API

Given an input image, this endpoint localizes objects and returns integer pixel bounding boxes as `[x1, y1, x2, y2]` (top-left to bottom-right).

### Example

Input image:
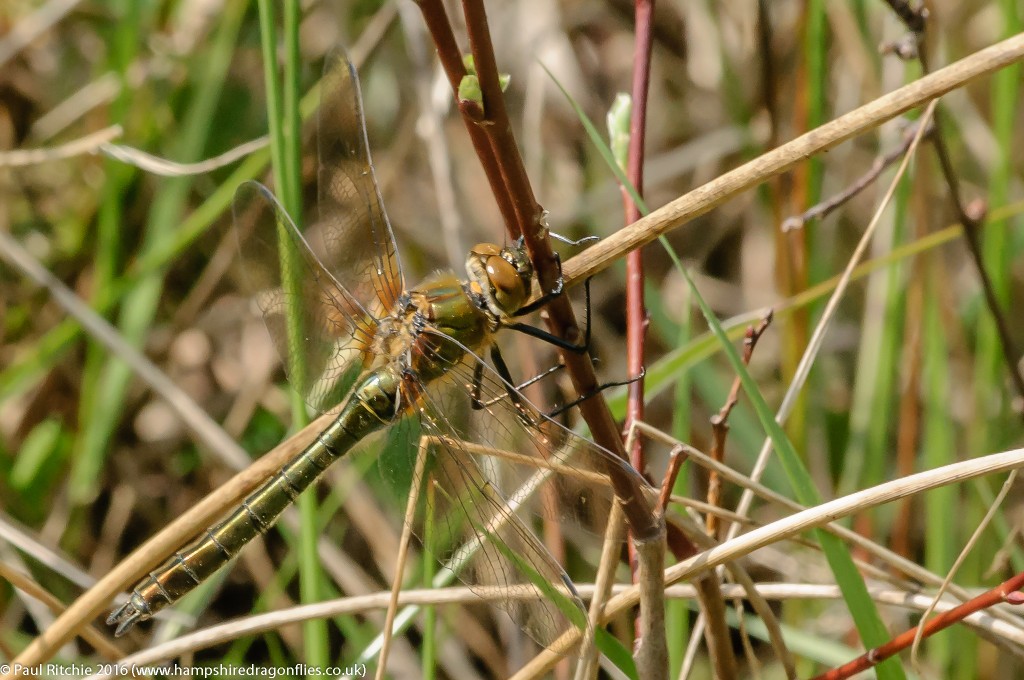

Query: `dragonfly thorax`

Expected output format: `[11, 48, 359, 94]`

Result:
[372, 272, 494, 385]
[465, 241, 533, 321]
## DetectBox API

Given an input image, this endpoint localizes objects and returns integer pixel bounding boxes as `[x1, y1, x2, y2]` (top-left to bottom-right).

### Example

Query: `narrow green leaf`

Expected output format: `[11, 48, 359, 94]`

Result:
[458, 74, 483, 107]
[549, 57, 905, 680]
[469, 501, 638, 679]
[11, 420, 63, 490]
[681, 265, 904, 679]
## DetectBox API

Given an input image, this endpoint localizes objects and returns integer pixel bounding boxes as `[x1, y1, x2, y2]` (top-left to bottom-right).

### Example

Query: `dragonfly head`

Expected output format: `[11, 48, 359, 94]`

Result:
[466, 240, 533, 319]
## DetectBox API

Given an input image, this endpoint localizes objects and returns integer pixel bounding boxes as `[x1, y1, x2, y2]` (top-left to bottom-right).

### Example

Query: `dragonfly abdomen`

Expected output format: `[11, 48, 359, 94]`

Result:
[108, 368, 402, 636]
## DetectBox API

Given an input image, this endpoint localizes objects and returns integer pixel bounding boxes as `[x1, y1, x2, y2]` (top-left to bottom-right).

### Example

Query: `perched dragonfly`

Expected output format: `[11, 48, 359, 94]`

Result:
[108, 47, 652, 649]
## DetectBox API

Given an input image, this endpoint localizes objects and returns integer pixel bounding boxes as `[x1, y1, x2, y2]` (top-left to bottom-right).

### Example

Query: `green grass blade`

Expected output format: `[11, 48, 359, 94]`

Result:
[10, 419, 64, 491]
[468, 499, 637, 679]
[256, 0, 326, 665]
[680, 264, 905, 680]
[561, 53, 940, 666]
[69, 0, 248, 503]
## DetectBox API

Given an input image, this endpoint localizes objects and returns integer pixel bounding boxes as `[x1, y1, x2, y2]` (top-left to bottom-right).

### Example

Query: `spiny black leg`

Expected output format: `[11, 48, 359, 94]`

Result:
[579, 276, 592, 351]
[505, 321, 584, 352]
[514, 230, 597, 316]
[486, 346, 536, 427]
[470, 359, 486, 410]
[478, 362, 565, 409]
[546, 366, 646, 419]
[513, 253, 565, 317]
[549, 231, 599, 247]
[507, 277, 593, 354]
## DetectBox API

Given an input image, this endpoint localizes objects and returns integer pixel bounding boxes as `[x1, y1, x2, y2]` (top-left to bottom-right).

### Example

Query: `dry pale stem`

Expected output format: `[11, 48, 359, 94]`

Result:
[375, 438, 431, 679]
[509, 443, 1024, 677]
[4, 414, 334, 675]
[560, 32, 1024, 288]
[632, 520, 668, 680]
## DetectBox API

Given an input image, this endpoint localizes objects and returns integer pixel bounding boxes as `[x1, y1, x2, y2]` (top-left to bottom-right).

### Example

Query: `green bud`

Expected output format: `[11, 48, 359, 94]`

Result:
[607, 93, 632, 170]
[459, 74, 484, 107]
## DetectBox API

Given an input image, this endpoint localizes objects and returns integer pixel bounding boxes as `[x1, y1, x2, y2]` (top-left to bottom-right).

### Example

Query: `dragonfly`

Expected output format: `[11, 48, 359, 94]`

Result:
[107, 46, 653, 650]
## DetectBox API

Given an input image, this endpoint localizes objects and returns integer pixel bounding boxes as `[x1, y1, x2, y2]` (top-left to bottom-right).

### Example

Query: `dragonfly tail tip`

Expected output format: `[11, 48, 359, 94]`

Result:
[107, 602, 143, 637]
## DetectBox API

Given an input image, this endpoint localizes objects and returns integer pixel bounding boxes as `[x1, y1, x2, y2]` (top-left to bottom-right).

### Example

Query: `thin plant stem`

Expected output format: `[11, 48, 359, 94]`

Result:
[812, 571, 1024, 680]
[621, 2, 658, 664]
[559, 32, 1024, 287]
[455, 0, 658, 538]
[376, 440, 431, 680]
[413, 0, 519, 236]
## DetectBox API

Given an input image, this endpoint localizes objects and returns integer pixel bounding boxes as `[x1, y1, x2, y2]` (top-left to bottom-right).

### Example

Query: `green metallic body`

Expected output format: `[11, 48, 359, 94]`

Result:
[110, 278, 492, 634]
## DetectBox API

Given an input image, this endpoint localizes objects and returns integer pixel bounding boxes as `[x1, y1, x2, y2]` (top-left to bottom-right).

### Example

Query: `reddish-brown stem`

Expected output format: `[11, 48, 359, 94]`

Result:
[700, 311, 772, 680]
[623, 0, 654, 474]
[658, 446, 687, 512]
[706, 312, 773, 536]
[812, 571, 1024, 680]
[664, 519, 699, 562]
[622, 0, 655, 619]
[414, 0, 519, 237]
[460, 1, 535, 239]
[699, 315, 768, 678]
[616, 7, 687, 675]
[437, 0, 658, 538]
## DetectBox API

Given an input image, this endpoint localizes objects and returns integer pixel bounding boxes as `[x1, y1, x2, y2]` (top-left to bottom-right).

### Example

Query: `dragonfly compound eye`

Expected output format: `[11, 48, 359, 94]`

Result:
[485, 254, 528, 313]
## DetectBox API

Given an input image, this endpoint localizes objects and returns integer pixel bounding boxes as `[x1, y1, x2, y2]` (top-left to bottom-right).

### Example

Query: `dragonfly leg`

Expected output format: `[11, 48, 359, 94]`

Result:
[512, 256, 565, 317]
[513, 229, 597, 317]
[475, 354, 640, 420]
[549, 231, 600, 247]
[469, 359, 485, 408]
[546, 366, 647, 419]
[506, 277, 593, 354]
[474, 362, 566, 410]
[471, 346, 539, 427]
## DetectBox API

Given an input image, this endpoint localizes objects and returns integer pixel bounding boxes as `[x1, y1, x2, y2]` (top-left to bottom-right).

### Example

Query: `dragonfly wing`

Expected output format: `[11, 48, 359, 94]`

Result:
[411, 380, 589, 651]
[233, 180, 376, 414]
[436, 340, 656, 537]
[391, 335, 655, 651]
[317, 46, 404, 314]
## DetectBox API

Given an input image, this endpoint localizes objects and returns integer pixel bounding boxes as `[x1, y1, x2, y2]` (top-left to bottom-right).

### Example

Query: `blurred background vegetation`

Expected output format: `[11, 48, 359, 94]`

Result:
[1, 0, 1023, 678]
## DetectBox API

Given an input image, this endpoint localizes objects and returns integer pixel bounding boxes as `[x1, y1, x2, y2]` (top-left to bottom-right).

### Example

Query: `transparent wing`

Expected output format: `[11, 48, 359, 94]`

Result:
[232, 180, 376, 413]
[433, 342, 655, 538]
[410, 386, 587, 650]
[387, 332, 655, 650]
[316, 46, 404, 313]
